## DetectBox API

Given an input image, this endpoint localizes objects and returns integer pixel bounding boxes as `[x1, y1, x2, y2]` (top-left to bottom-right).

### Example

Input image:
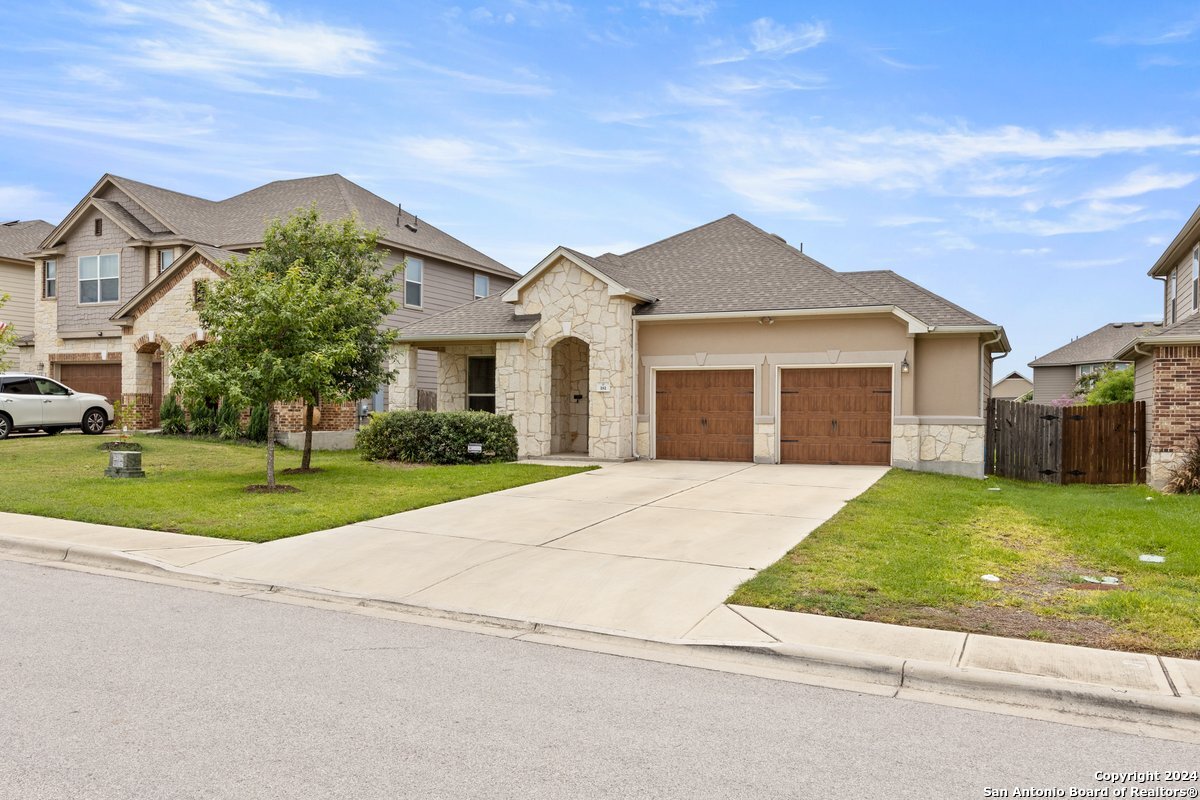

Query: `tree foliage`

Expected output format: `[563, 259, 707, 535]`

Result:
[170, 207, 399, 488]
[0, 293, 17, 368]
[1082, 364, 1134, 406]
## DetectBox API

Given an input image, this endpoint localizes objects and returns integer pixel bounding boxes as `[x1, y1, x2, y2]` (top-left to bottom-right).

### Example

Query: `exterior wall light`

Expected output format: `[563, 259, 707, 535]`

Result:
[901, 356, 910, 373]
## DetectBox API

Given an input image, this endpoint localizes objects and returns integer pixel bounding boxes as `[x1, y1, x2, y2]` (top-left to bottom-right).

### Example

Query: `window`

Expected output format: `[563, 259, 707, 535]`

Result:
[43, 259, 56, 298]
[33, 378, 69, 396]
[467, 356, 496, 413]
[0, 377, 38, 395]
[158, 249, 175, 274]
[1169, 273, 1177, 324]
[94, 218, 103, 237]
[79, 254, 120, 304]
[1193, 247, 1198, 312]
[405, 257, 423, 307]
[474, 273, 489, 300]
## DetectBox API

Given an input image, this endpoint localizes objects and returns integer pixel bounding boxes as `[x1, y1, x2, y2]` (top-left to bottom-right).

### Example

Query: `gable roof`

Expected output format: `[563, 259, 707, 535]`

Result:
[37, 174, 516, 278]
[110, 244, 238, 323]
[1114, 312, 1200, 358]
[995, 370, 1032, 383]
[839, 270, 989, 326]
[1029, 321, 1158, 367]
[0, 220, 52, 262]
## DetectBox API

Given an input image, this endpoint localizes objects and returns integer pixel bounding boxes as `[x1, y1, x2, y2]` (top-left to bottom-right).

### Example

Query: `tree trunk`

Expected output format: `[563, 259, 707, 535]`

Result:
[301, 401, 315, 470]
[266, 404, 277, 489]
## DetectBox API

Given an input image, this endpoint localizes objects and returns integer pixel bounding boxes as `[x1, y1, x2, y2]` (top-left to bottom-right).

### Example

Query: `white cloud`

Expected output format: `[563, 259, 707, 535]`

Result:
[1078, 167, 1198, 201]
[1053, 257, 1128, 270]
[640, 0, 715, 20]
[386, 133, 660, 178]
[878, 215, 943, 227]
[1016, 247, 1052, 255]
[748, 18, 828, 56]
[94, 0, 379, 88]
[64, 65, 122, 89]
[0, 185, 68, 221]
[1096, 17, 1200, 46]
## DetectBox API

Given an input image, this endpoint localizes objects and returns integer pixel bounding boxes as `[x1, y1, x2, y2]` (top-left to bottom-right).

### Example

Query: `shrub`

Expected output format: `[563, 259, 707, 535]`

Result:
[247, 403, 270, 443]
[186, 397, 219, 437]
[1083, 365, 1134, 405]
[357, 410, 518, 464]
[159, 395, 187, 436]
[1167, 436, 1200, 494]
[217, 400, 243, 440]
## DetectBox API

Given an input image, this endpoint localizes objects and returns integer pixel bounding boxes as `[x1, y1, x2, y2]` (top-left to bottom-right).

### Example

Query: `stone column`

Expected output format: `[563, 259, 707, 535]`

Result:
[120, 338, 156, 430]
[387, 344, 419, 411]
[437, 348, 468, 412]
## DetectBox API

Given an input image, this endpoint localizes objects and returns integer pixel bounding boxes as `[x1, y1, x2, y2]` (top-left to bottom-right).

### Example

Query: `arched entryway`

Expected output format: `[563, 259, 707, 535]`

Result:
[551, 337, 589, 454]
[130, 333, 171, 429]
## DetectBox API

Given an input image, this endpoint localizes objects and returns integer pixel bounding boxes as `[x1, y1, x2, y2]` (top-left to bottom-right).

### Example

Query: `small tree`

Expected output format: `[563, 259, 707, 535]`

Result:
[232, 206, 399, 471]
[171, 257, 356, 490]
[1082, 365, 1134, 405]
[0, 293, 17, 369]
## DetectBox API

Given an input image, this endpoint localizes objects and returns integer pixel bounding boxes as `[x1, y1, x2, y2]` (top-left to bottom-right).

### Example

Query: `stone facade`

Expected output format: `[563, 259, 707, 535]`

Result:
[435, 343, 494, 412]
[494, 257, 635, 460]
[1147, 344, 1200, 489]
[753, 421, 775, 464]
[891, 421, 986, 478]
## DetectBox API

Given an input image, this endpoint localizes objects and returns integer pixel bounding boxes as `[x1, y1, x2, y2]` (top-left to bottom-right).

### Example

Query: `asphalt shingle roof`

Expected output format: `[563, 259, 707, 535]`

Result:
[400, 294, 539, 338]
[1029, 321, 1160, 366]
[72, 174, 516, 278]
[0, 220, 52, 261]
[401, 214, 997, 338]
[1141, 313, 1200, 339]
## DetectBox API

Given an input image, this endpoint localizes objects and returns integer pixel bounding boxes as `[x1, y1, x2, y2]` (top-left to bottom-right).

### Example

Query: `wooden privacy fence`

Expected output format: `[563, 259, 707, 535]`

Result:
[985, 399, 1146, 484]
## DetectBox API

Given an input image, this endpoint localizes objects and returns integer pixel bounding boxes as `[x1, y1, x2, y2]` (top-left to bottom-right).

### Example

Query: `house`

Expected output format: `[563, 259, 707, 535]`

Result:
[1114, 201, 1200, 488]
[991, 371, 1032, 400]
[1027, 322, 1157, 404]
[0, 219, 53, 369]
[392, 215, 1009, 476]
[24, 174, 517, 444]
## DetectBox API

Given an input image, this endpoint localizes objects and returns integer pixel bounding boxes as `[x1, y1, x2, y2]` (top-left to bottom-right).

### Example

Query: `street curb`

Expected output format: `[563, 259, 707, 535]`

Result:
[2, 534, 1198, 738]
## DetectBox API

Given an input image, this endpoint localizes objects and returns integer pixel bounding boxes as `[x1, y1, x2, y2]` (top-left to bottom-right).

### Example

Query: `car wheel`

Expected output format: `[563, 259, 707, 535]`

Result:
[81, 408, 108, 435]
[0, 413, 10, 440]
[43, 427, 64, 436]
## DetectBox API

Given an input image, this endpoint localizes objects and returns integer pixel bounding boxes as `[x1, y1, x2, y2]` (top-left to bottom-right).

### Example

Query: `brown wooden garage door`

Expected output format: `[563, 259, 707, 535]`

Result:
[58, 363, 122, 405]
[780, 367, 892, 466]
[655, 369, 753, 462]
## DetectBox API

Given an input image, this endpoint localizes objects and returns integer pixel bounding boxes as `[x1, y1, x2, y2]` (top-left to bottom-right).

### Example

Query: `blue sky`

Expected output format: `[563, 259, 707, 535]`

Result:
[2, 1, 1200, 372]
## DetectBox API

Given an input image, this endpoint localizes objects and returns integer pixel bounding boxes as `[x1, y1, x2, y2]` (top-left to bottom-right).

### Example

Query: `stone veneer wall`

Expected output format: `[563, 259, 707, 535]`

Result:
[437, 344, 494, 412]
[892, 422, 986, 478]
[496, 257, 634, 460]
[753, 421, 775, 464]
[1148, 344, 1200, 489]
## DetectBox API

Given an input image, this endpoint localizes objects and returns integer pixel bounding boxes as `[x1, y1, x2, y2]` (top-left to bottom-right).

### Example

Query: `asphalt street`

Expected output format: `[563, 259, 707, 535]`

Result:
[2, 559, 1196, 800]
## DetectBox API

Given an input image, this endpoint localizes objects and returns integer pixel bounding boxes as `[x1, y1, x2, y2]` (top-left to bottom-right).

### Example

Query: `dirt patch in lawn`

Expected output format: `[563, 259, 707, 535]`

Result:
[280, 467, 323, 475]
[896, 604, 1132, 650]
[244, 484, 299, 494]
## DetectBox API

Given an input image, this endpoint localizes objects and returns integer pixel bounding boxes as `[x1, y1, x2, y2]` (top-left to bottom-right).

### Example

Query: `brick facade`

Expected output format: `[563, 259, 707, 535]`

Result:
[275, 400, 359, 433]
[120, 392, 157, 431]
[1148, 344, 1200, 488]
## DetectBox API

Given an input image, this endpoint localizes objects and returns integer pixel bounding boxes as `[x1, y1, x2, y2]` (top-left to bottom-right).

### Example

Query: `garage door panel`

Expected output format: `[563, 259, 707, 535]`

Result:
[779, 367, 891, 466]
[656, 369, 753, 462]
[57, 363, 121, 405]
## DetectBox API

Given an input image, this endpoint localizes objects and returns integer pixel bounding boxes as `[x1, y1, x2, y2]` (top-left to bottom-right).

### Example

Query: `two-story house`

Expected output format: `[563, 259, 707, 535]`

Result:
[0, 219, 52, 369]
[1027, 322, 1156, 404]
[25, 174, 517, 442]
[1113, 201, 1200, 488]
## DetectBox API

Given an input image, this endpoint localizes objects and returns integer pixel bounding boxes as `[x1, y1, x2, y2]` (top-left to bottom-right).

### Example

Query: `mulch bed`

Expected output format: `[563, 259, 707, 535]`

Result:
[244, 485, 299, 494]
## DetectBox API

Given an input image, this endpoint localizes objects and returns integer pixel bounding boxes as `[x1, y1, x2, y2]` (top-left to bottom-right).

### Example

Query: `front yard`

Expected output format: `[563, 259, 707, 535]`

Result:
[729, 470, 1200, 658]
[0, 434, 587, 542]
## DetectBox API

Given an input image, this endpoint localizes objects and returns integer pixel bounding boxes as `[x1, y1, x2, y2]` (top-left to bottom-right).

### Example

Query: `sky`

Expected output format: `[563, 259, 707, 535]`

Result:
[2, 1, 1199, 373]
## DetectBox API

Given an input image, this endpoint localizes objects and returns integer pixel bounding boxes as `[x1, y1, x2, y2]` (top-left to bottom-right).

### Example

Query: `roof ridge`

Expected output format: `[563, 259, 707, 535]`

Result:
[618, 214, 739, 257]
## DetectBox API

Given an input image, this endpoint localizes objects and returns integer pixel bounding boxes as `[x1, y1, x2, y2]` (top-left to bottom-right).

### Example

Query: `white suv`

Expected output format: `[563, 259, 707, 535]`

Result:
[0, 372, 114, 440]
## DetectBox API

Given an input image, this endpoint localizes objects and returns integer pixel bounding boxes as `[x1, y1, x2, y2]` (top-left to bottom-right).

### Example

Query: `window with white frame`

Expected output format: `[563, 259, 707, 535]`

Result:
[474, 272, 489, 300]
[1169, 272, 1177, 324]
[158, 249, 175, 274]
[43, 259, 57, 298]
[79, 254, 119, 303]
[1193, 247, 1198, 312]
[467, 356, 496, 412]
[405, 257, 423, 307]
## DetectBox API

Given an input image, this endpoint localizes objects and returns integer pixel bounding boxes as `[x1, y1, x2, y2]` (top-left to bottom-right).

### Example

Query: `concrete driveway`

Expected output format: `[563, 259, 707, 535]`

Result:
[199, 461, 887, 640]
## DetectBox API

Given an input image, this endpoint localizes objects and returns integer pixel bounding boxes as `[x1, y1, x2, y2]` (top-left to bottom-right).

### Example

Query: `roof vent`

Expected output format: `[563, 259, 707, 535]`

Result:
[405, 215, 418, 233]
[1133, 322, 1143, 327]
[770, 233, 787, 244]
[1112, 323, 1123, 328]
[1, 220, 18, 227]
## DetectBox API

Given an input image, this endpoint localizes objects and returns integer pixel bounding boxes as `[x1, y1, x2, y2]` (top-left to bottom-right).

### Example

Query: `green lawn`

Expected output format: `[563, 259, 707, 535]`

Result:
[728, 470, 1200, 658]
[0, 433, 588, 543]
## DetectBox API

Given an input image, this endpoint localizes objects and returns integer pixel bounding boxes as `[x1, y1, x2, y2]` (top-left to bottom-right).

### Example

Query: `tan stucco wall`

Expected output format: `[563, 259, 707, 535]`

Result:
[636, 315, 917, 417]
[913, 335, 982, 416]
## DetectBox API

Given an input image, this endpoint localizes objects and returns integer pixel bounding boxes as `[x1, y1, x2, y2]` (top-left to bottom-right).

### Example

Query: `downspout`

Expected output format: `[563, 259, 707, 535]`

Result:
[630, 314, 639, 459]
[981, 330, 1005, 418]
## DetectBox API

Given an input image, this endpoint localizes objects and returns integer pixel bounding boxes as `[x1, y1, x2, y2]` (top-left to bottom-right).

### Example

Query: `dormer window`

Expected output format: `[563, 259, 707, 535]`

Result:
[94, 218, 103, 237]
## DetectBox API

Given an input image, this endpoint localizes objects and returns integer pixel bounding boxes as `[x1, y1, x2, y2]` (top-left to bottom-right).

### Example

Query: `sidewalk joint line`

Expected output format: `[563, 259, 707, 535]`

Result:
[1158, 655, 1181, 698]
[954, 634, 969, 667]
[726, 605, 781, 643]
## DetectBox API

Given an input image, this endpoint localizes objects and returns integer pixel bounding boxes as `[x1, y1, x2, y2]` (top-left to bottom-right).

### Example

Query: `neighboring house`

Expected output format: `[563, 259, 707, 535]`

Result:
[25, 174, 517, 443]
[991, 371, 1033, 400]
[0, 219, 53, 369]
[392, 215, 1009, 477]
[1114, 201, 1200, 488]
[1027, 322, 1156, 404]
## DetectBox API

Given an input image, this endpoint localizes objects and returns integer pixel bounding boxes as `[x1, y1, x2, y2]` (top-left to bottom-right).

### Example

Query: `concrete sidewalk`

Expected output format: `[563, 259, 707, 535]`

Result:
[2, 460, 1199, 739]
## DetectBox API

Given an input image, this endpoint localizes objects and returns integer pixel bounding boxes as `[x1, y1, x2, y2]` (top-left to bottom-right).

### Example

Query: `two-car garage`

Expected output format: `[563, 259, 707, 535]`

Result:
[654, 367, 892, 466]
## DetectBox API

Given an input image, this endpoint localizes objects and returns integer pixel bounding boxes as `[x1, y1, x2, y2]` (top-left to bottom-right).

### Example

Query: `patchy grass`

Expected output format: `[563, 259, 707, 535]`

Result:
[0, 433, 588, 543]
[728, 469, 1200, 658]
